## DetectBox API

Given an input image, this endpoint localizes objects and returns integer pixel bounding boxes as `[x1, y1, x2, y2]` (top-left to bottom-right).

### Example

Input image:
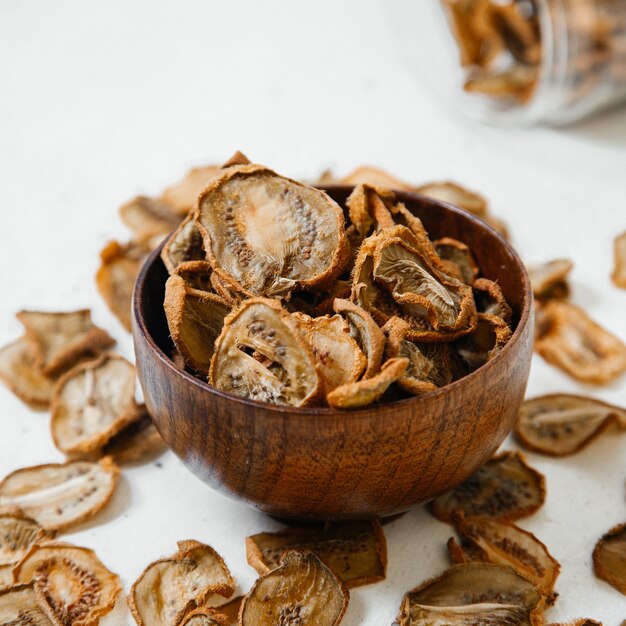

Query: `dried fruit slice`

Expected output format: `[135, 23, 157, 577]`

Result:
[216, 595, 242, 624]
[0, 337, 56, 408]
[129, 540, 235, 626]
[164, 274, 230, 373]
[334, 165, 413, 191]
[209, 271, 246, 307]
[528, 259, 573, 301]
[612, 231, 626, 289]
[326, 358, 408, 409]
[489, 2, 540, 65]
[515, 394, 626, 456]
[246, 520, 387, 588]
[473, 278, 513, 325]
[196, 164, 349, 297]
[240, 551, 349, 626]
[179, 606, 229, 626]
[453, 313, 512, 372]
[548, 621, 602, 626]
[415, 180, 488, 217]
[13, 542, 121, 626]
[17, 310, 115, 378]
[397, 563, 544, 626]
[435, 237, 479, 285]
[534, 301, 626, 384]
[119, 195, 180, 244]
[161, 213, 206, 274]
[448, 514, 560, 597]
[593, 522, 626, 595]
[209, 298, 320, 407]
[0, 457, 120, 532]
[50, 354, 141, 456]
[0, 566, 13, 591]
[0, 583, 53, 624]
[0, 514, 52, 568]
[429, 451, 546, 523]
[160, 165, 222, 216]
[464, 65, 537, 103]
[345, 184, 395, 237]
[174, 261, 214, 293]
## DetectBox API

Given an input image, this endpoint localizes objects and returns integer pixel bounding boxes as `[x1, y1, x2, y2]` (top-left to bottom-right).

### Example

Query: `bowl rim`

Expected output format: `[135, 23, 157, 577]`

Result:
[132, 186, 534, 419]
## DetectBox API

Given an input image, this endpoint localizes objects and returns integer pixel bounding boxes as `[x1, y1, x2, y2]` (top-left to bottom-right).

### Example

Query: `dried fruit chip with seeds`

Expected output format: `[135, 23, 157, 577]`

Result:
[593, 522, 626, 595]
[0, 457, 119, 532]
[13, 542, 121, 626]
[472, 278, 513, 325]
[119, 195, 180, 245]
[515, 394, 626, 456]
[240, 551, 349, 626]
[246, 520, 387, 588]
[161, 213, 206, 274]
[528, 259, 573, 301]
[535, 301, 626, 384]
[196, 164, 349, 298]
[129, 540, 235, 626]
[0, 583, 53, 625]
[612, 231, 626, 289]
[414, 180, 488, 217]
[429, 451, 546, 523]
[453, 313, 512, 373]
[209, 298, 320, 407]
[160, 165, 222, 216]
[178, 606, 229, 626]
[0, 514, 52, 570]
[435, 237, 479, 285]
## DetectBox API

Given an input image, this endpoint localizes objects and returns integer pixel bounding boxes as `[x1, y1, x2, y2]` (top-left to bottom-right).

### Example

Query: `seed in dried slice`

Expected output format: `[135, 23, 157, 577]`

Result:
[50, 354, 141, 456]
[119, 195, 181, 244]
[473, 277, 513, 325]
[165, 274, 230, 373]
[0, 514, 52, 570]
[515, 394, 626, 456]
[333, 165, 413, 191]
[240, 551, 349, 626]
[448, 514, 560, 598]
[173, 260, 214, 293]
[16, 310, 115, 378]
[528, 259, 573, 301]
[161, 213, 206, 274]
[196, 164, 349, 298]
[429, 451, 546, 523]
[593, 522, 626, 595]
[612, 231, 626, 289]
[453, 313, 512, 373]
[0, 337, 56, 408]
[13, 542, 121, 626]
[326, 357, 408, 409]
[414, 180, 488, 217]
[397, 563, 545, 626]
[534, 300, 626, 384]
[246, 520, 387, 588]
[178, 606, 229, 626]
[345, 184, 395, 237]
[129, 540, 235, 626]
[210, 298, 320, 407]
[0, 583, 53, 625]
[160, 164, 222, 216]
[435, 237, 479, 285]
[0, 457, 120, 532]
[464, 65, 537, 103]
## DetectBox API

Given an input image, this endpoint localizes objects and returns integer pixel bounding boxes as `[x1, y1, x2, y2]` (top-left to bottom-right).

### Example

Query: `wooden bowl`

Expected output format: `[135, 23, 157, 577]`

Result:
[132, 187, 534, 521]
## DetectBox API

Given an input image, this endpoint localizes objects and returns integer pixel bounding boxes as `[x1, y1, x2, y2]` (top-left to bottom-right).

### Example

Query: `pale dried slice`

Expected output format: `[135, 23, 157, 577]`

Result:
[515, 394, 626, 456]
[435, 237, 479, 285]
[415, 180, 488, 217]
[161, 213, 206, 274]
[593, 522, 626, 595]
[210, 298, 320, 407]
[293, 313, 366, 395]
[240, 551, 349, 626]
[0, 457, 120, 532]
[0, 566, 13, 590]
[453, 313, 512, 372]
[326, 358, 408, 409]
[0, 583, 53, 624]
[335, 165, 413, 191]
[196, 164, 349, 298]
[50, 354, 140, 456]
[473, 277, 513, 325]
[179, 606, 229, 626]
[119, 195, 180, 244]
[13, 542, 121, 626]
[174, 261, 214, 293]
[397, 563, 544, 626]
[164, 274, 230, 373]
[535, 301, 626, 384]
[0, 337, 56, 408]
[528, 259, 573, 301]
[246, 520, 387, 588]
[345, 184, 395, 237]
[612, 231, 626, 289]
[129, 540, 235, 626]
[464, 65, 537, 103]
[429, 451, 546, 523]
[17, 310, 115, 378]
[160, 164, 222, 216]
[0, 514, 52, 569]
[448, 515, 560, 597]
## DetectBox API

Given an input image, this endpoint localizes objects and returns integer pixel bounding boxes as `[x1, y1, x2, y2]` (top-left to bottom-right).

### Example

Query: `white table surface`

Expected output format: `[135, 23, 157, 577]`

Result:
[1, 1, 626, 624]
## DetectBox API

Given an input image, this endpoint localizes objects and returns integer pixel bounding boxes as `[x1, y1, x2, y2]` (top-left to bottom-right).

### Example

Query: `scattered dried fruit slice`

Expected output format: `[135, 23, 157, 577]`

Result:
[415, 180, 488, 217]
[160, 165, 222, 216]
[453, 313, 512, 372]
[0, 457, 120, 532]
[16, 310, 115, 378]
[119, 195, 180, 244]
[0, 513, 52, 568]
[429, 451, 546, 523]
[161, 213, 206, 274]
[240, 551, 349, 626]
[435, 237, 479, 285]
[612, 231, 626, 289]
[129, 540, 235, 626]
[246, 520, 387, 588]
[0, 583, 53, 624]
[209, 298, 320, 406]
[472, 277, 513, 325]
[196, 164, 349, 297]
[534, 300, 626, 384]
[13, 542, 121, 626]
[593, 522, 626, 595]
[178, 606, 229, 626]
[515, 394, 626, 456]
[528, 259, 573, 301]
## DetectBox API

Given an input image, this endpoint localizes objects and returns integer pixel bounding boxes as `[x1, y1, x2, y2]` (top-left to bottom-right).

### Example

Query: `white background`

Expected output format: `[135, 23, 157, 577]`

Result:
[1, 1, 626, 624]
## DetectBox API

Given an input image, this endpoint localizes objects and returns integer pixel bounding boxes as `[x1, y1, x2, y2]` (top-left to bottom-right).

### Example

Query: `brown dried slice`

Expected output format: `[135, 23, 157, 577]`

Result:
[326, 357, 408, 409]
[489, 2, 541, 65]
[593, 522, 626, 595]
[535, 300, 626, 384]
[548, 620, 602, 626]
[119, 195, 180, 244]
[528, 259, 573, 301]
[174, 260, 214, 293]
[429, 451, 546, 523]
[0, 337, 56, 408]
[246, 520, 387, 588]
[209, 271, 246, 307]
[178, 606, 229, 626]
[414, 180, 488, 217]
[612, 231, 626, 289]
[435, 237, 479, 285]
[50, 354, 140, 456]
[13, 542, 121, 626]
[0, 583, 53, 624]
[473, 277, 513, 325]
[334, 165, 413, 191]
[164, 274, 230, 373]
[210, 298, 320, 407]
[0, 457, 119, 532]
[129, 540, 235, 626]
[161, 213, 206, 274]
[17, 310, 115, 378]
[160, 164, 222, 216]
[453, 313, 512, 372]
[448, 514, 560, 598]
[240, 551, 349, 626]
[464, 65, 537, 103]
[216, 595, 242, 624]
[515, 394, 626, 456]
[345, 184, 395, 237]
[0, 514, 52, 570]
[397, 563, 544, 626]
[196, 164, 349, 298]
